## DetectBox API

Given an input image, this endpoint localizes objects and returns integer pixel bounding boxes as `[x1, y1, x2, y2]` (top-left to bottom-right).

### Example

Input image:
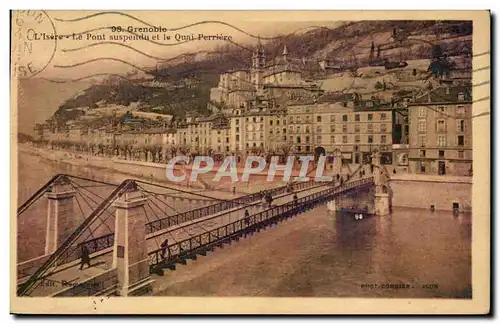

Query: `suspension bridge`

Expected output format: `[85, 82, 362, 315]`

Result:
[16, 152, 391, 297]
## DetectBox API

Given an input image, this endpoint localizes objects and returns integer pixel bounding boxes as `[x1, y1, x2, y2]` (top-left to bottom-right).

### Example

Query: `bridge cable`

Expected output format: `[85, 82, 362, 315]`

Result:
[142, 188, 213, 242]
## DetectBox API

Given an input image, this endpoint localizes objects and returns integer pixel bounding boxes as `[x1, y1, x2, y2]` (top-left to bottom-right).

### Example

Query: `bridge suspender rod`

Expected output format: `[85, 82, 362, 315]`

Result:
[17, 179, 133, 296]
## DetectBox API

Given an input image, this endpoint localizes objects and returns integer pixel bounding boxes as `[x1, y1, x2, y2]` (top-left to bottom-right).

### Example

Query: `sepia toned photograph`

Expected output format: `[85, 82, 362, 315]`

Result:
[10, 10, 490, 314]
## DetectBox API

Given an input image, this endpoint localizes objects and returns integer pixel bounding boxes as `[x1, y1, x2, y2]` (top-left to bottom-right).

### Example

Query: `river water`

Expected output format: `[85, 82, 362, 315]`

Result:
[16, 152, 472, 298]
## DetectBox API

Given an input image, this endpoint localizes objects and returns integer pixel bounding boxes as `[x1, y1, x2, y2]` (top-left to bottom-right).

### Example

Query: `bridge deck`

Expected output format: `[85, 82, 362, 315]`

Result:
[145, 183, 331, 252]
[27, 253, 113, 297]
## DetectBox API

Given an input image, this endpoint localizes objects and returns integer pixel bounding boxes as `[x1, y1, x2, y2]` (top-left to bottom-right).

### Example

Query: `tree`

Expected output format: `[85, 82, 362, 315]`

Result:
[374, 81, 385, 90]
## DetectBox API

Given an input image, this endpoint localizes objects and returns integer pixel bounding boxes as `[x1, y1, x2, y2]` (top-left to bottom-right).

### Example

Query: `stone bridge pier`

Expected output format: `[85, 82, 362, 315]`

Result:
[372, 151, 391, 216]
[112, 181, 154, 296]
[45, 176, 79, 254]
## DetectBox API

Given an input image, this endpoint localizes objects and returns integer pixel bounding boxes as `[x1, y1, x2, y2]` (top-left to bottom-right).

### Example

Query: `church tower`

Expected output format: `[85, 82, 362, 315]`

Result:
[251, 38, 265, 91]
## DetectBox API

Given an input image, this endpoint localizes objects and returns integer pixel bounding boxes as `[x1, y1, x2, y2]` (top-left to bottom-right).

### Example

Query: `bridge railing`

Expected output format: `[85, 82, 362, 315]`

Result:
[144, 179, 317, 234]
[148, 177, 374, 267]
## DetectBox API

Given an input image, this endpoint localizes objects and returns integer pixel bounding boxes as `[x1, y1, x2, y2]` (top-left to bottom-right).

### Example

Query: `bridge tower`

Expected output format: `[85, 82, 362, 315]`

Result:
[372, 150, 391, 216]
[44, 176, 78, 254]
[112, 181, 154, 296]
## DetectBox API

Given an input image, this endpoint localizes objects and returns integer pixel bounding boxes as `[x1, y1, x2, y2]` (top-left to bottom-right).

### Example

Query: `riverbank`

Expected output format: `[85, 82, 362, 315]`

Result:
[17, 144, 288, 195]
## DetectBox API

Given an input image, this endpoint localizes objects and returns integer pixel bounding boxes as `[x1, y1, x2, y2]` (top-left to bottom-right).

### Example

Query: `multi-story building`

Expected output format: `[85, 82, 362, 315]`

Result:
[287, 100, 405, 165]
[407, 85, 472, 176]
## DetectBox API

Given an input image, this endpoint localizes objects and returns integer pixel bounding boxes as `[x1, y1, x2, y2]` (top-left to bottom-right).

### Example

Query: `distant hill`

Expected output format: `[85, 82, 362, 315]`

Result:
[53, 20, 472, 124]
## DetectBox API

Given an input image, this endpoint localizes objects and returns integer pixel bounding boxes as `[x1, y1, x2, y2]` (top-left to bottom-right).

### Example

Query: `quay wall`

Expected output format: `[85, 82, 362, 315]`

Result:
[389, 174, 472, 212]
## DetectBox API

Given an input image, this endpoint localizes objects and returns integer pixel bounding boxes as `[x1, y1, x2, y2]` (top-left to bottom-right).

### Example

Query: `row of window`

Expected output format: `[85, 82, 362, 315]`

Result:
[418, 135, 466, 147]
[288, 123, 389, 133]
[419, 149, 466, 159]
[288, 112, 388, 123]
[417, 119, 467, 133]
[293, 134, 388, 144]
[417, 106, 467, 118]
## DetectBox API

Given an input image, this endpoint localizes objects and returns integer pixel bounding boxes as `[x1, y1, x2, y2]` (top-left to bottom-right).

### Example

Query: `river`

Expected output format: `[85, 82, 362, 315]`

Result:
[16, 151, 472, 298]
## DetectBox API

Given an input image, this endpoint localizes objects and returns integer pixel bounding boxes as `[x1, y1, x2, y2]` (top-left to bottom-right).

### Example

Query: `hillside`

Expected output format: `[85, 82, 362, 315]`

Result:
[53, 20, 472, 124]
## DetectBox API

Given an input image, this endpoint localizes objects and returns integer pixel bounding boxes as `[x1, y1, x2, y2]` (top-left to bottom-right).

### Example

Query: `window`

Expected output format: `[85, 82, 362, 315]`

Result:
[317, 125, 322, 132]
[381, 124, 387, 133]
[419, 150, 426, 157]
[296, 116, 301, 123]
[419, 134, 427, 147]
[457, 105, 466, 116]
[331, 135, 335, 143]
[296, 146, 302, 152]
[296, 126, 301, 133]
[368, 135, 373, 143]
[217, 130, 221, 135]
[226, 146, 230, 152]
[330, 115, 336, 122]
[420, 161, 426, 173]
[355, 135, 360, 143]
[438, 106, 445, 113]
[439, 150, 445, 158]
[368, 113, 373, 121]
[305, 116, 311, 123]
[236, 119, 239, 125]
[342, 135, 348, 143]
[305, 136, 310, 143]
[260, 117, 264, 122]
[253, 117, 257, 122]
[437, 135, 446, 147]
[355, 114, 360, 121]
[367, 123, 373, 133]
[296, 136, 301, 144]
[316, 135, 322, 143]
[381, 135, 387, 144]
[306, 146, 311, 152]
[277, 120, 280, 126]
[458, 150, 464, 159]
[418, 120, 427, 132]
[330, 125, 335, 132]
[342, 124, 347, 133]
[457, 120, 465, 132]
[355, 124, 360, 133]
[458, 135, 465, 146]
[342, 115, 348, 122]
[381, 113, 387, 120]
[317, 116, 322, 122]
[289, 117, 294, 123]
[236, 127, 239, 133]
[270, 120, 273, 126]
[437, 120, 446, 132]
[236, 134, 239, 141]
[418, 107, 427, 118]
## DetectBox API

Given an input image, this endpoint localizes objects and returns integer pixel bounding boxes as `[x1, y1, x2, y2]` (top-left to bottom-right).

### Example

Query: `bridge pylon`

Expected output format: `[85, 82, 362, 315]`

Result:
[44, 175, 78, 254]
[372, 150, 391, 216]
[112, 180, 154, 296]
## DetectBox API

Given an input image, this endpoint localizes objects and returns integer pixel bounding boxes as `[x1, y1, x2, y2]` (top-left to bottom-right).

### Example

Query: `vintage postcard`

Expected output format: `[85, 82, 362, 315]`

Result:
[10, 10, 490, 314]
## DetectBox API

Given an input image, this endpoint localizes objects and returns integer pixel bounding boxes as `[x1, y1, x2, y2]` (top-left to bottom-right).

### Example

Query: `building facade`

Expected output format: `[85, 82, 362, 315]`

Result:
[407, 86, 472, 176]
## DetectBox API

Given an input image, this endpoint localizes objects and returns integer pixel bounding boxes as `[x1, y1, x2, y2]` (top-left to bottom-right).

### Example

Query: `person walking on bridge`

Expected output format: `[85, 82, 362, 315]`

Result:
[293, 193, 298, 207]
[244, 209, 250, 226]
[79, 245, 91, 270]
[160, 238, 169, 260]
